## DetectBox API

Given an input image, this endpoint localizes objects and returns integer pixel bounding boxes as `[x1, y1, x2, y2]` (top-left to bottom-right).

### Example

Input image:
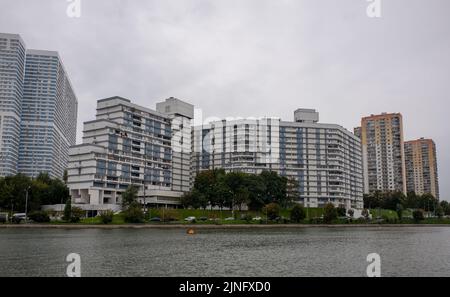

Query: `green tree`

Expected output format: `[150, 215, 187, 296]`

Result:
[260, 171, 288, 206]
[0, 179, 14, 213]
[122, 185, 139, 208]
[396, 203, 404, 221]
[212, 179, 232, 210]
[63, 199, 72, 222]
[405, 192, 419, 209]
[286, 177, 299, 208]
[223, 172, 247, 209]
[63, 169, 68, 184]
[7, 174, 32, 213]
[361, 209, 370, 220]
[70, 207, 85, 223]
[323, 203, 337, 224]
[348, 209, 355, 218]
[383, 191, 406, 210]
[263, 203, 281, 221]
[48, 179, 70, 205]
[234, 187, 250, 211]
[123, 204, 144, 223]
[413, 209, 425, 222]
[180, 192, 193, 209]
[193, 169, 225, 208]
[337, 206, 346, 217]
[36, 172, 52, 185]
[290, 204, 306, 223]
[440, 201, 450, 216]
[100, 210, 114, 224]
[28, 211, 50, 223]
[363, 191, 384, 209]
[245, 174, 266, 210]
[419, 193, 437, 212]
[0, 174, 69, 213]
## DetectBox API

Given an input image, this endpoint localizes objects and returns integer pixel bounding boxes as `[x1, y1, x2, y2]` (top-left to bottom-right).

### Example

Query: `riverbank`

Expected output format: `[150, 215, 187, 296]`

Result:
[2, 223, 450, 229]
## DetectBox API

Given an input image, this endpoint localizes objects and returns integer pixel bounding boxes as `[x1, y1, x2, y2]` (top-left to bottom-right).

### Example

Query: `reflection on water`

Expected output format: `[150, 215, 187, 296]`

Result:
[0, 227, 449, 277]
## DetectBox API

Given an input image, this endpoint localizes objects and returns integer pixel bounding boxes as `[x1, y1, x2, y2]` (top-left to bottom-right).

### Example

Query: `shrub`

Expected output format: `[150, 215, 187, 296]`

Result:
[0, 213, 8, 224]
[413, 209, 425, 222]
[263, 203, 280, 221]
[396, 203, 404, 221]
[70, 207, 85, 223]
[28, 211, 50, 223]
[348, 209, 354, 218]
[282, 217, 291, 224]
[309, 217, 323, 224]
[123, 206, 144, 223]
[159, 209, 179, 222]
[361, 209, 370, 220]
[242, 214, 253, 223]
[356, 217, 366, 224]
[63, 199, 72, 222]
[290, 204, 306, 223]
[337, 206, 346, 217]
[99, 210, 114, 224]
[323, 203, 337, 224]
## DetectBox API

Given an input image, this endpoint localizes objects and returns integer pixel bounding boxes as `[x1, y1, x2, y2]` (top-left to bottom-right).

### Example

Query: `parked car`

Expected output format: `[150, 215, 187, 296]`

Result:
[252, 216, 262, 221]
[184, 216, 196, 223]
[149, 217, 162, 222]
[224, 217, 235, 221]
[12, 213, 27, 224]
[199, 217, 208, 222]
[0, 213, 8, 223]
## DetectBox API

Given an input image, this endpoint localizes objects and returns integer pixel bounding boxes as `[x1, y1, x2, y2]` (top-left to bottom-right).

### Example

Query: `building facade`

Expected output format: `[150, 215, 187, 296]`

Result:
[156, 98, 194, 193]
[67, 97, 193, 209]
[0, 33, 77, 179]
[0, 33, 26, 176]
[18, 50, 78, 178]
[359, 113, 407, 194]
[192, 109, 364, 209]
[404, 138, 439, 199]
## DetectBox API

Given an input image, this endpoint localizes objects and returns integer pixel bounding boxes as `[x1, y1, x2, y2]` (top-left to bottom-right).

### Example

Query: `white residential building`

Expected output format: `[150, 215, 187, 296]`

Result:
[67, 96, 193, 210]
[192, 109, 364, 209]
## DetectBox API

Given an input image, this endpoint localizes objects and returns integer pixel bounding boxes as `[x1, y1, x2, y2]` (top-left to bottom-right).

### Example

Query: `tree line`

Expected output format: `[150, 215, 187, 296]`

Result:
[181, 169, 289, 211]
[0, 173, 70, 213]
[364, 191, 449, 216]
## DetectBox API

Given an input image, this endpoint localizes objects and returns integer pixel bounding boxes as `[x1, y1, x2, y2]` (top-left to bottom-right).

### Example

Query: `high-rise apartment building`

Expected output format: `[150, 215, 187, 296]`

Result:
[193, 109, 364, 209]
[0, 33, 77, 178]
[67, 97, 193, 210]
[19, 50, 78, 178]
[0, 33, 26, 176]
[404, 138, 439, 199]
[360, 113, 407, 194]
[156, 98, 194, 193]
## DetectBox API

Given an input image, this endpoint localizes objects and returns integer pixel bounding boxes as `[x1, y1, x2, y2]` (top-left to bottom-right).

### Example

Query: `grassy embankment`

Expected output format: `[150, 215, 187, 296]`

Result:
[75, 208, 326, 225]
[4, 208, 449, 225]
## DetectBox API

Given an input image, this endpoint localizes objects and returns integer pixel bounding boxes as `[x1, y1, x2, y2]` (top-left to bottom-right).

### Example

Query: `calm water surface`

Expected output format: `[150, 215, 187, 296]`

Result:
[0, 227, 449, 277]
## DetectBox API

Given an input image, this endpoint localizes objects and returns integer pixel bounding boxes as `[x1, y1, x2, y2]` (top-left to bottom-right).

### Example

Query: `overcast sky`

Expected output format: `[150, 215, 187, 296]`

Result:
[1, 0, 449, 200]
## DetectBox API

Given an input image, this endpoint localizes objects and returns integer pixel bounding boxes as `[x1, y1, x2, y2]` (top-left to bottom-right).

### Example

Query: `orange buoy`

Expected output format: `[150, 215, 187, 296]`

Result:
[187, 228, 196, 235]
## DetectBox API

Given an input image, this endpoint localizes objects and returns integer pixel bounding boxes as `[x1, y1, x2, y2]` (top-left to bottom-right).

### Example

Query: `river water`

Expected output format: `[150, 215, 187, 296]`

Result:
[0, 227, 449, 277]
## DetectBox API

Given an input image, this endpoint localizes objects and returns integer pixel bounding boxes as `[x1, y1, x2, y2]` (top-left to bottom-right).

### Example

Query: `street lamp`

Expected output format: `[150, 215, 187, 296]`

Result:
[229, 190, 234, 219]
[143, 153, 148, 216]
[25, 186, 31, 224]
